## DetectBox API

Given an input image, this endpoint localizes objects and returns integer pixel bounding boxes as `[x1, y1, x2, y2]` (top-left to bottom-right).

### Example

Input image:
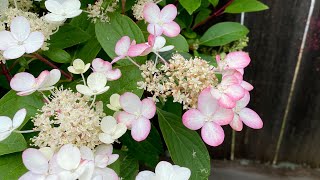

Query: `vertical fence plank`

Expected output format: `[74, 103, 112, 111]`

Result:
[236, 0, 311, 162]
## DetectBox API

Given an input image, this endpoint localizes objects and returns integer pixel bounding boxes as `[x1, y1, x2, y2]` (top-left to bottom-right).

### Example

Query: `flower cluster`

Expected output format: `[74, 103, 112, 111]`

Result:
[20, 144, 119, 179]
[182, 51, 263, 146]
[87, 0, 119, 23]
[138, 54, 219, 109]
[31, 88, 105, 149]
[9, 0, 33, 11]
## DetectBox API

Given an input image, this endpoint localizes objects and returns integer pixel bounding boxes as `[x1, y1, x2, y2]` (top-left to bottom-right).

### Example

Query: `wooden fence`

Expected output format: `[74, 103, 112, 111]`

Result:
[210, 0, 320, 168]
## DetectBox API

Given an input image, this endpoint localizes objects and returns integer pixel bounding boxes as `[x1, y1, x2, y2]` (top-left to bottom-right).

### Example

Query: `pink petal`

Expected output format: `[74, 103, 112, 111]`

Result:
[241, 81, 254, 91]
[148, 34, 156, 46]
[127, 43, 150, 57]
[201, 122, 225, 147]
[10, 72, 35, 92]
[3, 45, 25, 59]
[22, 148, 48, 174]
[237, 68, 244, 75]
[223, 70, 243, 83]
[24, 32, 44, 53]
[182, 109, 205, 130]
[115, 36, 131, 56]
[216, 55, 221, 64]
[92, 58, 112, 72]
[162, 21, 180, 37]
[239, 108, 263, 129]
[119, 92, 142, 114]
[225, 51, 251, 69]
[34, 70, 50, 88]
[116, 111, 136, 128]
[225, 85, 245, 101]
[236, 91, 250, 109]
[197, 88, 218, 116]
[131, 117, 151, 142]
[220, 75, 238, 86]
[218, 94, 236, 109]
[147, 23, 163, 36]
[229, 114, 243, 131]
[160, 4, 178, 23]
[106, 69, 121, 81]
[211, 107, 234, 125]
[141, 98, 156, 119]
[111, 56, 124, 64]
[210, 87, 222, 99]
[10, 16, 30, 42]
[143, 2, 160, 24]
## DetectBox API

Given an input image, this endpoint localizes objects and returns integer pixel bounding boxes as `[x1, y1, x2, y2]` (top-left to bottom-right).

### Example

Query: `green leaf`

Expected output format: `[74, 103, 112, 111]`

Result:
[120, 125, 163, 167]
[225, 0, 269, 13]
[179, 0, 201, 14]
[0, 133, 27, 156]
[75, 38, 101, 64]
[49, 24, 91, 49]
[0, 90, 43, 127]
[43, 48, 72, 63]
[157, 109, 211, 180]
[70, 13, 91, 30]
[119, 153, 139, 180]
[96, 65, 143, 115]
[194, 9, 211, 28]
[199, 22, 249, 46]
[95, 13, 146, 66]
[0, 153, 27, 179]
[165, 35, 189, 52]
[208, 0, 219, 7]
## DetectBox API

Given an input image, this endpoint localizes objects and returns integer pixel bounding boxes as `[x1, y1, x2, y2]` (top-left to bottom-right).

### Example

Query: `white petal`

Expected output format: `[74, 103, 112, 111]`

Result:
[0, 31, 17, 50]
[3, 45, 25, 59]
[65, 10, 82, 18]
[153, 36, 166, 50]
[172, 165, 191, 180]
[19, 171, 46, 180]
[136, 171, 155, 180]
[44, 13, 66, 23]
[76, 85, 94, 96]
[95, 144, 113, 156]
[63, 0, 81, 13]
[0, 116, 12, 133]
[78, 161, 95, 180]
[57, 144, 81, 171]
[99, 133, 114, 144]
[100, 116, 117, 133]
[39, 147, 55, 161]
[119, 92, 142, 114]
[10, 72, 35, 92]
[12, 108, 26, 129]
[45, 0, 64, 14]
[80, 146, 94, 161]
[155, 161, 174, 179]
[23, 32, 44, 53]
[112, 123, 127, 139]
[0, 131, 12, 141]
[109, 94, 121, 110]
[92, 167, 119, 180]
[39, 69, 61, 89]
[87, 72, 107, 92]
[22, 148, 49, 174]
[10, 16, 30, 41]
[158, 45, 174, 52]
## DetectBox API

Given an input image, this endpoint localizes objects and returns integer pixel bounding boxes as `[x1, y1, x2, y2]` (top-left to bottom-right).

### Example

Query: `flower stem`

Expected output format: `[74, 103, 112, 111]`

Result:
[90, 95, 97, 108]
[81, 73, 87, 86]
[126, 56, 141, 68]
[192, 0, 234, 30]
[154, 52, 168, 65]
[0, 62, 12, 83]
[14, 130, 38, 133]
[32, 53, 73, 81]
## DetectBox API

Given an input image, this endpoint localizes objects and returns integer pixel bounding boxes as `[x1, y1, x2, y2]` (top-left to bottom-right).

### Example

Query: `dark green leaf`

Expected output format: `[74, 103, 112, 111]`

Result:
[119, 153, 139, 180]
[0, 153, 27, 179]
[225, 0, 269, 13]
[70, 13, 91, 30]
[199, 22, 249, 46]
[95, 13, 146, 66]
[120, 125, 163, 167]
[165, 35, 189, 52]
[43, 48, 72, 63]
[49, 24, 91, 49]
[208, 0, 219, 7]
[179, 0, 201, 14]
[157, 109, 211, 180]
[75, 38, 101, 64]
[0, 133, 27, 156]
[194, 9, 211, 28]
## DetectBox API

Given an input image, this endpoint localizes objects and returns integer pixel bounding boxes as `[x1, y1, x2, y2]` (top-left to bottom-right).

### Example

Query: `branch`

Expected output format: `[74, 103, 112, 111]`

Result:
[32, 53, 73, 81]
[192, 0, 234, 30]
[0, 62, 12, 83]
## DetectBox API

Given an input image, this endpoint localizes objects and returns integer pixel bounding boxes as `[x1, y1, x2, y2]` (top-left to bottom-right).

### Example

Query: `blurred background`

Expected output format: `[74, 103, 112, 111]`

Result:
[208, 0, 320, 179]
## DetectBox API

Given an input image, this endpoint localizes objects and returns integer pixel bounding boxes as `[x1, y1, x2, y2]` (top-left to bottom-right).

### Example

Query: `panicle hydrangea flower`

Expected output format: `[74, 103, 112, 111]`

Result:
[137, 54, 219, 109]
[132, 0, 161, 20]
[3, 8, 60, 50]
[9, 0, 33, 11]
[99, 116, 127, 144]
[44, 0, 82, 23]
[87, 0, 119, 23]
[31, 87, 105, 149]
[92, 58, 122, 81]
[136, 161, 191, 180]
[0, 108, 26, 141]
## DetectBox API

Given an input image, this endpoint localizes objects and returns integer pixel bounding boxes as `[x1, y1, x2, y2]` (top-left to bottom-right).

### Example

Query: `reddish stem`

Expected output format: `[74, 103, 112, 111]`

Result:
[192, 0, 234, 30]
[32, 53, 73, 81]
[0, 62, 12, 83]
[121, 0, 126, 14]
